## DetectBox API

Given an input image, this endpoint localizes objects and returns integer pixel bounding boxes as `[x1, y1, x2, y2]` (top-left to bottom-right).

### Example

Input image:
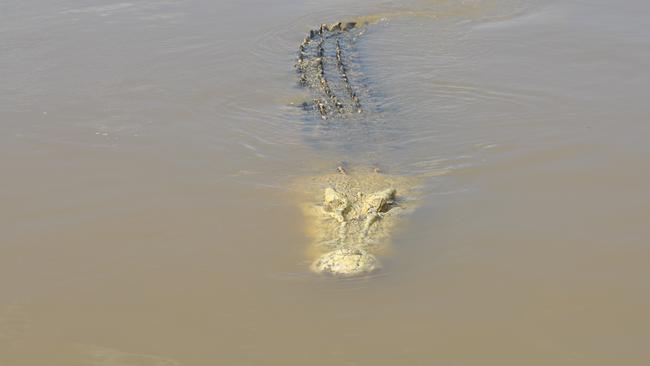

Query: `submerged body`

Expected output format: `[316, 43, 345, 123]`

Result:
[294, 20, 420, 276]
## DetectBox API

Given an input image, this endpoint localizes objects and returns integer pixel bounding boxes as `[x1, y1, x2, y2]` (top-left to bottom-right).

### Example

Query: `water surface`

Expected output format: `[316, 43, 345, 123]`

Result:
[1, 0, 649, 364]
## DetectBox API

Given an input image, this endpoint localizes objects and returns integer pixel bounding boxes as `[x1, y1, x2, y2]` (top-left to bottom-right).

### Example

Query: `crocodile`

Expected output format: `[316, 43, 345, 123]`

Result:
[292, 16, 421, 276]
[293, 20, 419, 277]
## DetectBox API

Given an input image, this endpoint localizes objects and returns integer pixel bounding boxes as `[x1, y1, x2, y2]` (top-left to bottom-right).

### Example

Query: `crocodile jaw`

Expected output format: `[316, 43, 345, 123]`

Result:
[311, 247, 379, 276]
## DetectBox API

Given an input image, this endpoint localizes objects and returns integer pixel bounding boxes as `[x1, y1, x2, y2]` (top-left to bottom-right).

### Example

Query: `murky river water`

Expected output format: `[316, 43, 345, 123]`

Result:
[2, 0, 649, 364]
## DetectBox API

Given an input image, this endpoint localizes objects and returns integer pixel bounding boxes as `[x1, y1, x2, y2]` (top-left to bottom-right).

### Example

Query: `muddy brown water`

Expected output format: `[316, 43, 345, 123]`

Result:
[2, 0, 650, 364]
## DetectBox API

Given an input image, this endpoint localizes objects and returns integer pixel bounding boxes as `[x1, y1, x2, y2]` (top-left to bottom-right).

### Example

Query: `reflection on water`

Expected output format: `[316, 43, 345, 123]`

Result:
[1, 0, 650, 364]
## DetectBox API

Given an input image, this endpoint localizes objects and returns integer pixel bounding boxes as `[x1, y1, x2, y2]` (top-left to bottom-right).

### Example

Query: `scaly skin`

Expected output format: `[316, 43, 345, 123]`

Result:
[296, 22, 365, 119]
